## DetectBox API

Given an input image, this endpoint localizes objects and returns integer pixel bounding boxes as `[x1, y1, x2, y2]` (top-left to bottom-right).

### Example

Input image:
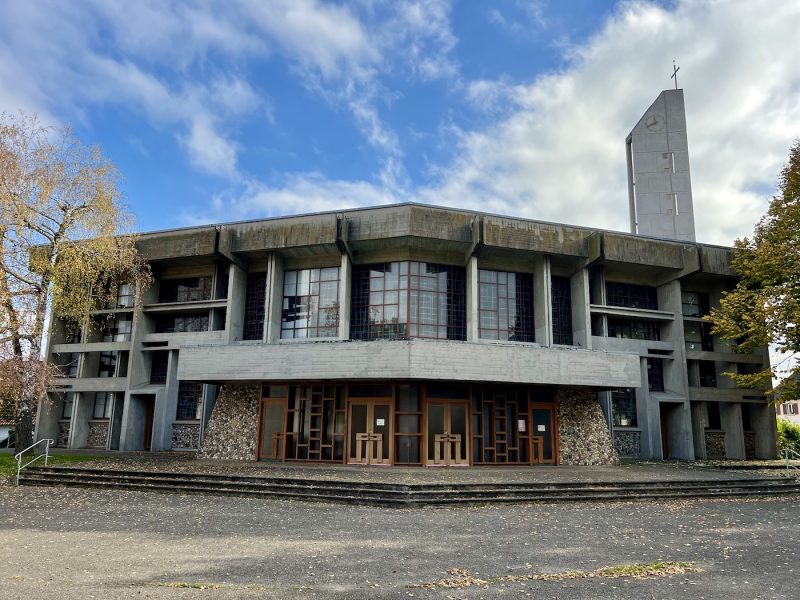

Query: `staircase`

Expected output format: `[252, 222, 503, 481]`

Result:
[18, 466, 800, 507]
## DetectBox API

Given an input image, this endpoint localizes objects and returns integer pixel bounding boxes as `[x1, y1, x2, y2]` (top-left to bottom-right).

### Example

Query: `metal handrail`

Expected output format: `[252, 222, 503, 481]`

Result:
[784, 448, 800, 471]
[15, 439, 54, 485]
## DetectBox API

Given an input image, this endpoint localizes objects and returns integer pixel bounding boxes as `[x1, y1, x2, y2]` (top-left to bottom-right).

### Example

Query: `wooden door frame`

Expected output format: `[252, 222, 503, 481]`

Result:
[142, 396, 155, 452]
[256, 397, 288, 461]
[530, 401, 559, 465]
[423, 398, 471, 467]
[345, 398, 394, 466]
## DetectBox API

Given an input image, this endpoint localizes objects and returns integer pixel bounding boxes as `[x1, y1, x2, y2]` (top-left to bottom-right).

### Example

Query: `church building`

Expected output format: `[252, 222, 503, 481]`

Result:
[35, 90, 778, 465]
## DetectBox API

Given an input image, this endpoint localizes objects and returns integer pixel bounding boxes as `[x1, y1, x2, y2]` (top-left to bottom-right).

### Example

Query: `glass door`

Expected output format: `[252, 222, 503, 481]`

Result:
[530, 403, 557, 464]
[348, 400, 392, 465]
[426, 401, 469, 466]
[259, 398, 287, 460]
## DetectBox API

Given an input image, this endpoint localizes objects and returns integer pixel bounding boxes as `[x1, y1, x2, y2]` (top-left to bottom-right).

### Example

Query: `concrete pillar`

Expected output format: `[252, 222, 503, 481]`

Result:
[151, 349, 180, 451]
[641, 358, 660, 459]
[750, 403, 778, 459]
[570, 269, 591, 349]
[70, 391, 92, 448]
[532, 255, 551, 346]
[466, 256, 479, 342]
[657, 280, 689, 396]
[35, 394, 61, 444]
[721, 401, 745, 459]
[690, 402, 706, 459]
[338, 253, 351, 339]
[225, 263, 247, 343]
[667, 402, 694, 460]
[266, 254, 284, 343]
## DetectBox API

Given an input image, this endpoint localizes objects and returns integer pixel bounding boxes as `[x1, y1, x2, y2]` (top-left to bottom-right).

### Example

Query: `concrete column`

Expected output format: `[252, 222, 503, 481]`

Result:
[35, 393, 61, 443]
[466, 256, 479, 342]
[69, 391, 92, 448]
[266, 254, 284, 343]
[667, 402, 694, 460]
[338, 253, 351, 339]
[640, 358, 660, 459]
[657, 280, 689, 396]
[750, 403, 778, 459]
[690, 402, 706, 459]
[225, 263, 247, 343]
[532, 255, 551, 346]
[570, 268, 591, 349]
[721, 401, 745, 459]
[151, 349, 179, 451]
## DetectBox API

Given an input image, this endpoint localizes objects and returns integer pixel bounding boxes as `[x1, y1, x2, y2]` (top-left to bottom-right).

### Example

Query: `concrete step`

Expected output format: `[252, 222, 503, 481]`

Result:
[18, 467, 800, 506]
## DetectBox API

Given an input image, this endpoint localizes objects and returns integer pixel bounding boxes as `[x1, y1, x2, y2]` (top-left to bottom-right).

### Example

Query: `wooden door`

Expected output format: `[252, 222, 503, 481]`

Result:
[347, 401, 392, 465]
[530, 403, 557, 464]
[143, 396, 155, 452]
[426, 401, 469, 467]
[258, 398, 288, 460]
[660, 406, 670, 459]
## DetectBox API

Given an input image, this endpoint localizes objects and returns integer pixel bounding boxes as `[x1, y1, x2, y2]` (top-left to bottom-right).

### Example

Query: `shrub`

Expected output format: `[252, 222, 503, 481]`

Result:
[777, 418, 800, 455]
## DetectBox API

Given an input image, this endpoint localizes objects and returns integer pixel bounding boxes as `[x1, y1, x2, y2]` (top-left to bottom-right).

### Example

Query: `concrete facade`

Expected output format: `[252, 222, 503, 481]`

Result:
[34, 202, 776, 464]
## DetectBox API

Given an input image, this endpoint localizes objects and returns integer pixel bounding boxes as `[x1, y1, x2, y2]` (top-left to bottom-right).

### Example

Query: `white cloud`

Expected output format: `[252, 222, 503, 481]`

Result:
[422, 0, 800, 245]
[189, 173, 402, 225]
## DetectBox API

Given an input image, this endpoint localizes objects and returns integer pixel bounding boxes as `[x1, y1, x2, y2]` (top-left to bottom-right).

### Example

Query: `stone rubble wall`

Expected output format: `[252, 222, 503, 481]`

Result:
[87, 421, 109, 448]
[172, 423, 201, 450]
[556, 388, 619, 465]
[613, 429, 641, 458]
[56, 420, 70, 447]
[704, 431, 726, 459]
[198, 385, 260, 460]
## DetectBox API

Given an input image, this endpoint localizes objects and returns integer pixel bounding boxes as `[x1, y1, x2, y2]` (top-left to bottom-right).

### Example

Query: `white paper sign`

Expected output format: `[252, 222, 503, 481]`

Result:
[518, 419, 526, 432]
[537, 424, 546, 432]
[376, 418, 385, 426]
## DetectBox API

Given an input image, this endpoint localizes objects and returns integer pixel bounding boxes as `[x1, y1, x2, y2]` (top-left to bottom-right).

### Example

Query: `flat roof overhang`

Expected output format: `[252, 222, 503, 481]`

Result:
[177, 340, 640, 389]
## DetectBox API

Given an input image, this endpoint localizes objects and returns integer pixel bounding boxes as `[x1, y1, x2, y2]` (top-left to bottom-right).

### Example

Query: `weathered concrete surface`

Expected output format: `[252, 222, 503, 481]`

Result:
[557, 388, 619, 465]
[483, 215, 588, 256]
[136, 227, 218, 261]
[199, 384, 260, 460]
[179, 340, 641, 389]
[1, 484, 798, 599]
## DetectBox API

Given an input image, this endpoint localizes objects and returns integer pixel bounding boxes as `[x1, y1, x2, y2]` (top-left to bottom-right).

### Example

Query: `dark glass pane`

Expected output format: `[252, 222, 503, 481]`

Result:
[150, 351, 169, 385]
[450, 404, 468, 461]
[397, 415, 420, 434]
[349, 404, 368, 459]
[374, 404, 391, 460]
[427, 404, 445, 461]
[606, 282, 658, 310]
[551, 276, 573, 345]
[533, 408, 553, 461]
[426, 384, 469, 399]
[243, 272, 267, 341]
[348, 383, 393, 398]
[397, 384, 420, 412]
[396, 436, 420, 463]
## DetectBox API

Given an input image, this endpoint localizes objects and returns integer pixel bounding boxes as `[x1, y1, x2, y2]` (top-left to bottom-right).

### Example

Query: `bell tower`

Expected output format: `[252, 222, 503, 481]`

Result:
[626, 89, 695, 241]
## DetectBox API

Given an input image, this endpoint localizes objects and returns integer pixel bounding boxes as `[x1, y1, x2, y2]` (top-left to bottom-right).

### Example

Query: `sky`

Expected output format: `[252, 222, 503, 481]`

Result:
[1, 0, 799, 246]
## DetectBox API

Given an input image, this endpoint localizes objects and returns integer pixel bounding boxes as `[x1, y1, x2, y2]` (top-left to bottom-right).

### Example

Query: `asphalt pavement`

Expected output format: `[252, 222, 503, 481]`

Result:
[0, 483, 797, 599]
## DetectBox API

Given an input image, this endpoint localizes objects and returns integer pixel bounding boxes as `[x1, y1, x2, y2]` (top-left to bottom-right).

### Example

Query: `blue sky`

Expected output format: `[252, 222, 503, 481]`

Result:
[1, 0, 799, 245]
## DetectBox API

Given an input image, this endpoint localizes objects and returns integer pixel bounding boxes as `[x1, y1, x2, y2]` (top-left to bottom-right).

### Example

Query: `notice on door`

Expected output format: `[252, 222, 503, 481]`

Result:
[537, 424, 546, 432]
[518, 419, 526, 432]
[376, 418, 385, 426]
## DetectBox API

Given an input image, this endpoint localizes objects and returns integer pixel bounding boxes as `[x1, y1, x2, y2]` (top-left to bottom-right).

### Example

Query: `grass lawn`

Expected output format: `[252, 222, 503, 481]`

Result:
[0, 453, 102, 478]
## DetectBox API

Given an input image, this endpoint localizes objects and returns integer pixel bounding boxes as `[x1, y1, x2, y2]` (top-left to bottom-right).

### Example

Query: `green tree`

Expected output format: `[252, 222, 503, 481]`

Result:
[0, 113, 150, 451]
[708, 140, 800, 402]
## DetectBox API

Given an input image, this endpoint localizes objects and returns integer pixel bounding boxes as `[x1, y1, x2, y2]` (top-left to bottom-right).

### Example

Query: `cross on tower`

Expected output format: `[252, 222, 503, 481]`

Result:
[671, 60, 680, 89]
